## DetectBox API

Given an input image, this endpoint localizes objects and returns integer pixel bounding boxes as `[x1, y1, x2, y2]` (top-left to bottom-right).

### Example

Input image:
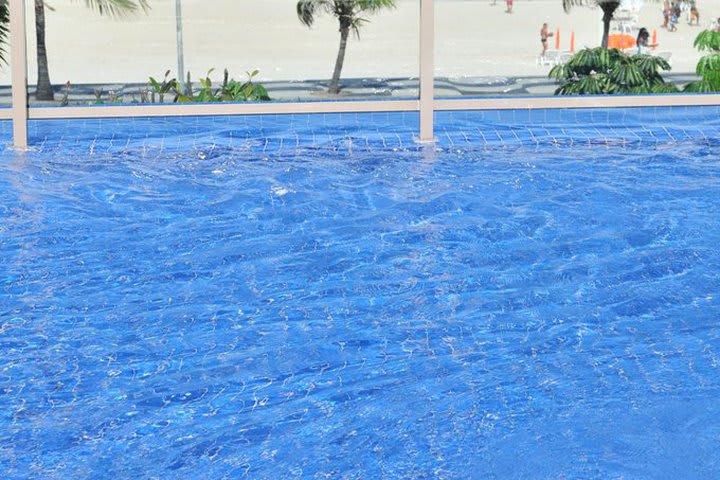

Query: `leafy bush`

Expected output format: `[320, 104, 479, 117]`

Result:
[549, 47, 677, 95]
[684, 30, 720, 92]
[148, 70, 176, 103]
[147, 69, 271, 103]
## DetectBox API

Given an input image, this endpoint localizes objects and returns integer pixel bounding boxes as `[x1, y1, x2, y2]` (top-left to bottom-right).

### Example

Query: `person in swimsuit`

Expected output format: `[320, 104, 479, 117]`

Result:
[540, 23, 554, 57]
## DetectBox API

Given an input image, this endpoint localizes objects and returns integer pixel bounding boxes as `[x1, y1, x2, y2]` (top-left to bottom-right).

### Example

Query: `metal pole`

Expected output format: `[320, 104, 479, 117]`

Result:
[175, 0, 185, 91]
[9, 0, 28, 149]
[418, 0, 434, 142]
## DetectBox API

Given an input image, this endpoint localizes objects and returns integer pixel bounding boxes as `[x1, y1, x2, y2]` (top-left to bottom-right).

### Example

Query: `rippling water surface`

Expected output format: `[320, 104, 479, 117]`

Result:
[2, 138, 720, 479]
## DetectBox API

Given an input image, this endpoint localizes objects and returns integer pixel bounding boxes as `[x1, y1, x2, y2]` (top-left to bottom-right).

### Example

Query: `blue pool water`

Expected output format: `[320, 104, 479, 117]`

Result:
[2, 110, 720, 478]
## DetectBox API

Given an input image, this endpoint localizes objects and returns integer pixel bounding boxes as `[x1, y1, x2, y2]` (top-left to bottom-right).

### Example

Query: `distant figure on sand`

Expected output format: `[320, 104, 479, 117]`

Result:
[540, 23, 554, 57]
[689, 1, 699, 25]
[669, 2, 680, 31]
[636, 27, 658, 54]
[506, 0, 513, 13]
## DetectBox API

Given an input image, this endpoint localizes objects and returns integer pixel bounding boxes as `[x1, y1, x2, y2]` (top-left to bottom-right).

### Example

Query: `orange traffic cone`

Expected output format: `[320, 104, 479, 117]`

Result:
[555, 28, 560, 50]
[570, 30, 575, 53]
[652, 29, 657, 49]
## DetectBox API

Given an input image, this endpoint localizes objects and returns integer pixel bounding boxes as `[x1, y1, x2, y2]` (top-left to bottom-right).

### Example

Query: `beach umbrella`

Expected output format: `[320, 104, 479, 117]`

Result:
[555, 28, 560, 50]
[176, 0, 185, 90]
[570, 30, 575, 53]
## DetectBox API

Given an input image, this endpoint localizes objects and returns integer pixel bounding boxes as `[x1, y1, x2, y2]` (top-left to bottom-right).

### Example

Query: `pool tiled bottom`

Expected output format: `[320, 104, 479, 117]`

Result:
[4, 105, 719, 159]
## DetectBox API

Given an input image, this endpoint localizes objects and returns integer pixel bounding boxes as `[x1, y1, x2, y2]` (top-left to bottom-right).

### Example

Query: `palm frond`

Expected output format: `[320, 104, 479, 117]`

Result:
[700, 69, 720, 86]
[79, 0, 150, 17]
[548, 63, 570, 80]
[562, 0, 596, 13]
[297, 0, 317, 26]
[608, 59, 644, 87]
[0, 0, 8, 65]
[355, 0, 396, 13]
[649, 83, 679, 93]
[684, 80, 718, 92]
[297, 0, 337, 27]
[694, 29, 720, 52]
[632, 54, 672, 76]
[298, 0, 395, 33]
[696, 53, 720, 76]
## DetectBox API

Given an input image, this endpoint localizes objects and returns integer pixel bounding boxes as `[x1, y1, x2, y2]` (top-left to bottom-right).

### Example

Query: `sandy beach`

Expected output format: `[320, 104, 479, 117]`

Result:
[0, 0, 716, 89]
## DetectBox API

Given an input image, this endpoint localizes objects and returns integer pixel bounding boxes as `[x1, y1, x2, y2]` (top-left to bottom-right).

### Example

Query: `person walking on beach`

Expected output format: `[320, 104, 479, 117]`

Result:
[506, 0, 513, 14]
[540, 23, 554, 57]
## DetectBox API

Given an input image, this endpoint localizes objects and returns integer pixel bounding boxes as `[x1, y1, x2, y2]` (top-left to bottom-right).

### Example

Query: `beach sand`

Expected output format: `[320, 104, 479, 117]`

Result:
[0, 0, 714, 87]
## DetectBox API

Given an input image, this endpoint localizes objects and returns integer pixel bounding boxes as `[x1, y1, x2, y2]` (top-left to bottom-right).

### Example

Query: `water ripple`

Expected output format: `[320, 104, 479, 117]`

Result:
[1, 142, 720, 478]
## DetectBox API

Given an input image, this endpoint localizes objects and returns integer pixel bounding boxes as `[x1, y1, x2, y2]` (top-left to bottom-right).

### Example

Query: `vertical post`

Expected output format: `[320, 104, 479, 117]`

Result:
[10, 0, 28, 149]
[418, 0, 434, 142]
[175, 0, 185, 91]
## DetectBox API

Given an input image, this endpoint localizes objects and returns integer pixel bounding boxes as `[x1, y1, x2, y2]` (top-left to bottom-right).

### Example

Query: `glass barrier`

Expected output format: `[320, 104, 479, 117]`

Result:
[435, 0, 708, 98]
[25, 0, 419, 107]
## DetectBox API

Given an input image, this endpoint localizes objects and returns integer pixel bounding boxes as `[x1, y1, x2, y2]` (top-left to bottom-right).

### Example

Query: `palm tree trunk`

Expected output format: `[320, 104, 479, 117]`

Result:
[600, 2, 619, 49]
[329, 25, 350, 95]
[34, 0, 54, 101]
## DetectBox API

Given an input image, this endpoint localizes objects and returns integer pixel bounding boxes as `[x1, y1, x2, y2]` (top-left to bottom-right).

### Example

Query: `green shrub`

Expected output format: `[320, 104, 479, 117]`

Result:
[684, 30, 720, 92]
[550, 47, 677, 95]
[148, 69, 271, 103]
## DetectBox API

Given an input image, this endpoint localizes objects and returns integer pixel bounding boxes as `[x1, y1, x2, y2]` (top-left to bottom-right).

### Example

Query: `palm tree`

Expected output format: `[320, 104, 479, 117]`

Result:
[562, 0, 621, 49]
[297, 0, 395, 94]
[33, 0, 150, 101]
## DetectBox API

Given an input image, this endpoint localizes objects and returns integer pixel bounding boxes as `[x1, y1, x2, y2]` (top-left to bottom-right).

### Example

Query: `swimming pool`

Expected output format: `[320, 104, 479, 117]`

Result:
[2, 108, 720, 478]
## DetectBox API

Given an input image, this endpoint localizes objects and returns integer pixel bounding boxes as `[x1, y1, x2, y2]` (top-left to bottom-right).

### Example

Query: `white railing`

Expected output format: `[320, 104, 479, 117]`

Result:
[7, 0, 720, 150]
